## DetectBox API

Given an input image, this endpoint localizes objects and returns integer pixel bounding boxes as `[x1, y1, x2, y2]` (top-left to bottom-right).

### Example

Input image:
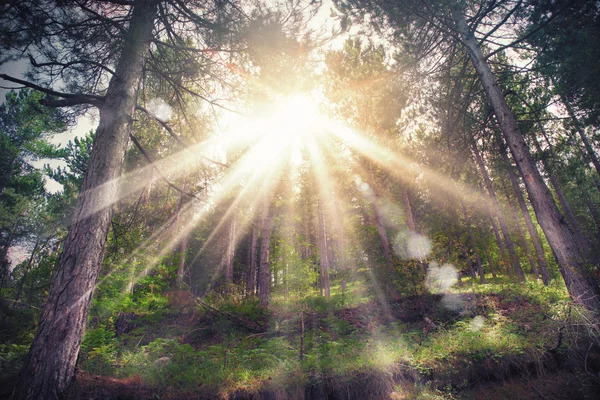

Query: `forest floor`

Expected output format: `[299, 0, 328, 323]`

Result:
[2, 277, 600, 399]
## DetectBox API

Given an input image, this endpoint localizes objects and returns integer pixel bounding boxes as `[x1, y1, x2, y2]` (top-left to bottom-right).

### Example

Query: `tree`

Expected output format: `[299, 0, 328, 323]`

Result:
[335, 0, 600, 310]
[0, 1, 247, 397]
[0, 89, 66, 281]
[524, 0, 600, 126]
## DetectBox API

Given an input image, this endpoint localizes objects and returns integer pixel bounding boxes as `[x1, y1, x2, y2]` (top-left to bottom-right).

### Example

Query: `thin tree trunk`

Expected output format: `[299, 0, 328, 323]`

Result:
[455, 10, 600, 310]
[258, 198, 273, 307]
[246, 216, 259, 296]
[317, 197, 331, 298]
[462, 202, 486, 283]
[496, 134, 550, 284]
[472, 140, 524, 281]
[14, 3, 158, 398]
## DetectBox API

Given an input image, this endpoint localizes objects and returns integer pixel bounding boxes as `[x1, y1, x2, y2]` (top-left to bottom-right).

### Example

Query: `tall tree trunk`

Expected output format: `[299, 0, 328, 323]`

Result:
[472, 140, 524, 281]
[531, 129, 591, 258]
[0, 233, 14, 282]
[480, 184, 501, 278]
[402, 186, 427, 273]
[175, 182, 188, 287]
[371, 190, 393, 267]
[560, 94, 600, 183]
[258, 198, 273, 307]
[496, 135, 550, 284]
[246, 216, 259, 296]
[402, 186, 417, 232]
[13, 239, 40, 306]
[508, 198, 538, 276]
[317, 198, 331, 298]
[587, 197, 600, 239]
[177, 235, 188, 288]
[481, 236, 496, 278]
[455, 10, 600, 310]
[225, 214, 236, 284]
[14, 2, 158, 398]
[461, 203, 486, 283]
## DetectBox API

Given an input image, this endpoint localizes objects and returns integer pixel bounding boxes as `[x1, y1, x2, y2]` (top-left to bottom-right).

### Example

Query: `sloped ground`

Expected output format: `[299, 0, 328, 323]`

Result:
[3, 279, 600, 399]
[67, 282, 600, 399]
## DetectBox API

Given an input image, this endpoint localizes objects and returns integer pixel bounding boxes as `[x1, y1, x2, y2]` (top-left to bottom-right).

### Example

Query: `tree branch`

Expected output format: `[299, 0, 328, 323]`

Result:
[29, 54, 116, 75]
[0, 74, 105, 107]
[135, 105, 229, 168]
[128, 133, 204, 201]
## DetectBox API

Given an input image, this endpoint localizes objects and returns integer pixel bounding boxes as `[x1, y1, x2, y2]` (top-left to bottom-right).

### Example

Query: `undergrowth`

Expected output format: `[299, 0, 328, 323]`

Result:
[2, 274, 599, 399]
[69, 275, 600, 398]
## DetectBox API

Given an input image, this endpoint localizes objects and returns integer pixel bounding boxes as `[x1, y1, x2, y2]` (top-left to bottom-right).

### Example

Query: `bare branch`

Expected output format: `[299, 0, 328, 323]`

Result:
[29, 54, 116, 75]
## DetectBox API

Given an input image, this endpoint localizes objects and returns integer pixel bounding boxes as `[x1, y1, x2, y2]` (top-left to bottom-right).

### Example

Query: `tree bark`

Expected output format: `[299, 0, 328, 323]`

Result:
[317, 197, 331, 298]
[14, 2, 158, 399]
[455, 10, 600, 310]
[496, 134, 550, 284]
[472, 140, 525, 281]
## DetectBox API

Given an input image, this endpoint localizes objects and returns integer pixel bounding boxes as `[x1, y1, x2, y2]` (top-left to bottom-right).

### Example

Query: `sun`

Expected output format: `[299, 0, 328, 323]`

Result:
[270, 93, 322, 141]
[215, 92, 329, 173]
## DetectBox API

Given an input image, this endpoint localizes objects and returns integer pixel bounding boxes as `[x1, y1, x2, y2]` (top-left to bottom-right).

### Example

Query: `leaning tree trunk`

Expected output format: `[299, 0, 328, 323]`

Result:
[14, 2, 158, 399]
[472, 140, 524, 281]
[454, 10, 600, 310]
[496, 134, 550, 284]
[531, 128, 591, 258]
